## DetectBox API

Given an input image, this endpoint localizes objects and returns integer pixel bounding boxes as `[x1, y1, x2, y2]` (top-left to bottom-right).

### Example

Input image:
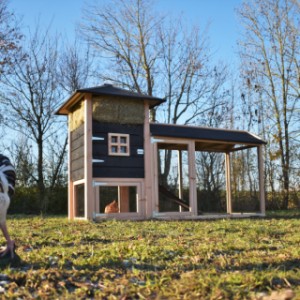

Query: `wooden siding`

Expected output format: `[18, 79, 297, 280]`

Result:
[69, 100, 84, 132]
[70, 124, 84, 181]
[92, 121, 144, 178]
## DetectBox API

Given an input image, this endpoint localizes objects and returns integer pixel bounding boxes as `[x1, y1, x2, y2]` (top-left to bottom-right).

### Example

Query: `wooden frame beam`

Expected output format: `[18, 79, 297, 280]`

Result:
[119, 186, 130, 212]
[144, 102, 152, 218]
[225, 152, 232, 214]
[84, 93, 93, 220]
[93, 179, 144, 219]
[188, 141, 197, 216]
[178, 150, 183, 212]
[258, 145, 266, 215]
[68, 127, 74, 219]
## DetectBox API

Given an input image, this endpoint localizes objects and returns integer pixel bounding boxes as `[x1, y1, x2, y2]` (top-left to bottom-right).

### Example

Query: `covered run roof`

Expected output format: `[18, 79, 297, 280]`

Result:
[150, 123, 266, 152]
[56, 84, 165, 115]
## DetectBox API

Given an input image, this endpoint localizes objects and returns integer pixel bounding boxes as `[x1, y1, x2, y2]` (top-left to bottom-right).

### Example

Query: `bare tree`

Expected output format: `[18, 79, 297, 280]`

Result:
[58, 38, 93, 94]
[0, 0, 21, 75]
[0, 0, 21, 135]
[81, 0, 157, 105]
[157, 19, 228, 125]
[10, 137, 35, 187]
[81, 0, 228, 186]
[0, 25, 65, 211]
[80, 0, 226, 122]
[238, 0, 300, 209]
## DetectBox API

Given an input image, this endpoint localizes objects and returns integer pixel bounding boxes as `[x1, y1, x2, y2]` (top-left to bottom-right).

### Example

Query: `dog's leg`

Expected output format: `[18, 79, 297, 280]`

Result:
[0, 222, 14, 259]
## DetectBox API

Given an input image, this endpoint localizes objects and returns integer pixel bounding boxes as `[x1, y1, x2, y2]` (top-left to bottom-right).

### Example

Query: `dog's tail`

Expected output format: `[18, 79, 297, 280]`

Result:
[0, 155, 16, 196]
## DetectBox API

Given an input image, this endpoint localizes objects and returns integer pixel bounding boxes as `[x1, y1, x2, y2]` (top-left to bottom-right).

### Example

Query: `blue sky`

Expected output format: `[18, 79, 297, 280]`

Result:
[10, 0, 242, 65]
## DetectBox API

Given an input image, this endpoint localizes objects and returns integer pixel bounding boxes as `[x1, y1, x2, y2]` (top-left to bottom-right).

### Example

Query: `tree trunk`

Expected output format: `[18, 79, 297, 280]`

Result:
[37, 136, 46, 212]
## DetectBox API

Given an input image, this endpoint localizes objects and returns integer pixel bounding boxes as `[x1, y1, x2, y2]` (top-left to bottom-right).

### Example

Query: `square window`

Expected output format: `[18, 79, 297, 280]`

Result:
[99, 186, 137, 213]
[108, 133, 130, 156]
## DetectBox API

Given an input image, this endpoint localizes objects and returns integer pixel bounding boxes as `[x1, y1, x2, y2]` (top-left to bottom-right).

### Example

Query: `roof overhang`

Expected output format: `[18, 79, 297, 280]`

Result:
[56, 84, 166, 115]
[56, 91, 84, 115]
[150, 123, 266, 152]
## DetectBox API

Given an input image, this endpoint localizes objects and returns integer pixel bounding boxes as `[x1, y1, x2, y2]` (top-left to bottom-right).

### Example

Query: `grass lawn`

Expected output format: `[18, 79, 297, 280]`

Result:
[0, 212, 299, 299]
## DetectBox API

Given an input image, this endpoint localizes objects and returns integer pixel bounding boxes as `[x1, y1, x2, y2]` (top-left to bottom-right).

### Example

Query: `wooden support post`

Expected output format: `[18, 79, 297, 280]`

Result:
[152, 141, 159, 213]
[119, 186, 130, 212]
[188, 141, 197, 216]
[258, 145, 266, 215]
[144, 103, 152, 218]
[84, 93, 93, 220]
[225, 152, 232, 214]
[178, 150, 183, 212]
[68, 128, 74, 220]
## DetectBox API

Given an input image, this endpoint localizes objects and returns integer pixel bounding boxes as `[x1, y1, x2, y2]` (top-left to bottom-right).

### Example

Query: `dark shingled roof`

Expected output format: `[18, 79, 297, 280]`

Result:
[78, 84, 165, 103]
[150, 123, 266, 146]
[56, 84, 165, 115]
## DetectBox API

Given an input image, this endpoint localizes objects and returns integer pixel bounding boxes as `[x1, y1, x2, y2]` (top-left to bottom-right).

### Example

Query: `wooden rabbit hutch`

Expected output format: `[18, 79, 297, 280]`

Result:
[56, 84, 267, 221]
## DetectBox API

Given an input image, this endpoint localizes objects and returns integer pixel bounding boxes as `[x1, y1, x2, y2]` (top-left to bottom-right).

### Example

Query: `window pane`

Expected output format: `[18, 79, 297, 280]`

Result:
[111, 136, 118, 143]
[111, 146, 118, 153]
[120, 137, 127, 144]
[99, 186, 137, 213]
[120, 146, 127, 153]
[99, 186, 119, 213]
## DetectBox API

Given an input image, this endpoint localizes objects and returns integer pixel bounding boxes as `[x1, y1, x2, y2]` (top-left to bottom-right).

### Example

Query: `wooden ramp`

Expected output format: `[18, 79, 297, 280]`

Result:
[159, 185, 189, 210]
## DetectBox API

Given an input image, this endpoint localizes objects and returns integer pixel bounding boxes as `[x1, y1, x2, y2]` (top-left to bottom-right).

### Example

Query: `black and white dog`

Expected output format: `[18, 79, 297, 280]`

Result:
[0, 154, 16, 259]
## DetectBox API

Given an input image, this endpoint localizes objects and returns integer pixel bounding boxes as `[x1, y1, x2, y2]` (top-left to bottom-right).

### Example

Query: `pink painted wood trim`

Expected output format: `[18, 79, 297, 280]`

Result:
[188, 141, 197, 216]
[84, 93, 93, 220]
[92, 178, 145, 183]
[119, 186, 130, 212]
[258, 146, 266, 214]
[152, 135, 260, 147]
[225, 152, 232, 214]
[94, 213, 145, 221]
[152, 141, 159, 213]
[67, 127, 74, 220]
[144, 102, 152, 218]
[92, 179, 144, 215]
[69, 181, 74, 219]
[153, 139, 196, 215]
[178, 150, 183, 212]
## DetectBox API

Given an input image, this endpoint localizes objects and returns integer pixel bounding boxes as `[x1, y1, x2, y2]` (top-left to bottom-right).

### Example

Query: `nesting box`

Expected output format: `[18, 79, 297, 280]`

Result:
[57, 84, 267, 221]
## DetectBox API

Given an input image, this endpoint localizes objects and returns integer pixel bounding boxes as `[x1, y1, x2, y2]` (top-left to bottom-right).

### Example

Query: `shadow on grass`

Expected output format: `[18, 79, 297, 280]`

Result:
[0, 252, 23, 269]
[266, 209, 300, 219]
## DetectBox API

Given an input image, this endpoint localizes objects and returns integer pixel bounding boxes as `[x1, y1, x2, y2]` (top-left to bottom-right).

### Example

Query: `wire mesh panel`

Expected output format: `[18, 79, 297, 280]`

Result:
[195, 151, 226, 214]
[158, 144, 190, 212]
[231, 148, 260, 212]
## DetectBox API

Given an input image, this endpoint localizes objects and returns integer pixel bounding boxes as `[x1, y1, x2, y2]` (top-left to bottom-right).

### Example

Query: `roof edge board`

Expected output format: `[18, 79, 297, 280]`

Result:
[151, 134, 265, 147]
[55, 92, 84, 115]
